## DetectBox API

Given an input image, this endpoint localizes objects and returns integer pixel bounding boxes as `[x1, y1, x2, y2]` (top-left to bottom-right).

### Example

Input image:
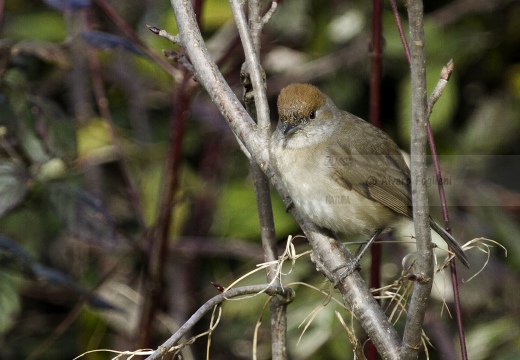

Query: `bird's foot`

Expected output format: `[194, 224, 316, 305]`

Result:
[334, 261, 360, 286]
[333, 229, 383, 286]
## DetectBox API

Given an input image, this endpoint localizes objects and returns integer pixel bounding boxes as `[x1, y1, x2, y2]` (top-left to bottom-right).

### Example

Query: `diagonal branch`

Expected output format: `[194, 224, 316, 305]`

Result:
[145, 284, 294, 360]
[169, 0, 402, 358]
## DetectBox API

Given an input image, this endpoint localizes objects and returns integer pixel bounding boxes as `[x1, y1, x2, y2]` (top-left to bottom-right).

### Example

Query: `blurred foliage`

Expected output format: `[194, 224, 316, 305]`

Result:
[0, 0, 519, 359]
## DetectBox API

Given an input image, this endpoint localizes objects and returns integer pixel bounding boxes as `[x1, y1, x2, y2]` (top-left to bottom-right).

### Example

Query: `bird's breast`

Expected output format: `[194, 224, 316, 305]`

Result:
[271, 138, 400, 236]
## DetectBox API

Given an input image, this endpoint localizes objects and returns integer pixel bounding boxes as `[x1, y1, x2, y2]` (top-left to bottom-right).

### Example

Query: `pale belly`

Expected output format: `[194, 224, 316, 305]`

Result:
[286, 174, 399, 236]
[272, 144, 400, 236]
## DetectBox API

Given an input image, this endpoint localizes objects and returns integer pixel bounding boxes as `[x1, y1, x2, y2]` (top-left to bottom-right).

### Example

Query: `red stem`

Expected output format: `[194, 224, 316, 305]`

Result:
[426, 123, 468, 360]
[137, 75, 194, 347]
[389, 0, 411, 66]
[0, 0, 4, 31]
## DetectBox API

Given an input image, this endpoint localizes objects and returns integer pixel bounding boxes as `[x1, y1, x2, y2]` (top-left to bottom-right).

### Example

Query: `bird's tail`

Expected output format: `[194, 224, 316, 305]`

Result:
[429, 220, 470, 268]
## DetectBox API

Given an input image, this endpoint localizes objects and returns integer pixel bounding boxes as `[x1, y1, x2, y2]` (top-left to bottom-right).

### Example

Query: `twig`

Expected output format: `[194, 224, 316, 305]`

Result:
[401, 1, 434, 359]
[146, 25, 181, 44]
[389, 0, 411, 65]
[94, 0, 181, 81]
[425, 60, 468, 360]
[230, 0, 270, 135]
[426, 59, 453, 117]
[336, 311, 366, 360]
[395, 0, 468, 352]
[170, 0, 264, 167]
[145, 284, 294, 360]
[233, 1, 287, 358]
[262, 1, 278, 25]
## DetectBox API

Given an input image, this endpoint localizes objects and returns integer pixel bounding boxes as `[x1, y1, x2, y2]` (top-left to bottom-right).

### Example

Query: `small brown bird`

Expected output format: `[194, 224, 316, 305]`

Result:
[270, 83, 469, 268]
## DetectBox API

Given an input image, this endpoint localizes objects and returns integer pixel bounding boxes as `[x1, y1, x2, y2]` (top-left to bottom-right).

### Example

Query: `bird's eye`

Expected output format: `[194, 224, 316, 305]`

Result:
[309, 111, 316, 119]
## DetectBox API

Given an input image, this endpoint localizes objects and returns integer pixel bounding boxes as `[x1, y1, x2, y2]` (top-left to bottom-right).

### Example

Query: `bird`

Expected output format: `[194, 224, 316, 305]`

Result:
[269, 83, 470, 270]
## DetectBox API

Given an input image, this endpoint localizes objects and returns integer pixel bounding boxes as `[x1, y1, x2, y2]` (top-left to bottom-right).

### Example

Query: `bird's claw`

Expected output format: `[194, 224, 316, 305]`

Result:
[334, 260, 360, 286]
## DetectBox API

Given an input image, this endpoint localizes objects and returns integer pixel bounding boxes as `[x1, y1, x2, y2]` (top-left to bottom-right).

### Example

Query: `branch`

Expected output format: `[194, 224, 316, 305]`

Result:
[231, 1, 287, 358]
[302, 223, 401, 359]
[145, 284, 295, 360]
[231, 0, 270, 134]
[137, 75, 195, 348]
[426, 59, 453, 117]
[169, 0, 401, 357]
[426, 60, 468, 360]
[170, 0, 266, 165]
[402, 1, 434, 358]
[392, 2, 468, 355]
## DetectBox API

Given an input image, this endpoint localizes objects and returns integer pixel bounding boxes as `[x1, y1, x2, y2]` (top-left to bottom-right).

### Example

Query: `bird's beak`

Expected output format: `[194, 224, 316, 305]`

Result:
[283, 123, 300, 137]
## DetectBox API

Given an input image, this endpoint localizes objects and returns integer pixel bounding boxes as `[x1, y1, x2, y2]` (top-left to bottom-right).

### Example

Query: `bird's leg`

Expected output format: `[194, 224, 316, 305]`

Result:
[334, 229, 382, 285]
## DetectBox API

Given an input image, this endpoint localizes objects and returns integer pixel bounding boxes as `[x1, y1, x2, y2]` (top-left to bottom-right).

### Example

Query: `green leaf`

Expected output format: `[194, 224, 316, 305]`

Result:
[0, 162, 29, 217]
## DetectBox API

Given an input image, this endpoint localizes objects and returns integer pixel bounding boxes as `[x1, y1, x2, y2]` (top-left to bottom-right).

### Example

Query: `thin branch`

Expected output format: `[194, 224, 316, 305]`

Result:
[233, 0, 276, 277]
[231, 0, 270, 135]
[94, 0, 181, 81]
[171, 0, 265, 168]
[248, 0, 262, 54]
[426, 59, 453, 117]
[146, 25, 181, 44]
[394, 0, 468, 353]
[425, 60, 468, 360]
[425, 61, 454, 225]
[389, 0, 411, 66]
[144, 284, 294, 360]
[262, 1, 278, 25]
[233, 1, 286, 358]
[402, 1, 434, 359]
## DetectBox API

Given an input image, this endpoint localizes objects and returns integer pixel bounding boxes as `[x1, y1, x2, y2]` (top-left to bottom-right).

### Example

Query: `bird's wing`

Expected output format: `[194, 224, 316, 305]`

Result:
[328, 116, 413, 219]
